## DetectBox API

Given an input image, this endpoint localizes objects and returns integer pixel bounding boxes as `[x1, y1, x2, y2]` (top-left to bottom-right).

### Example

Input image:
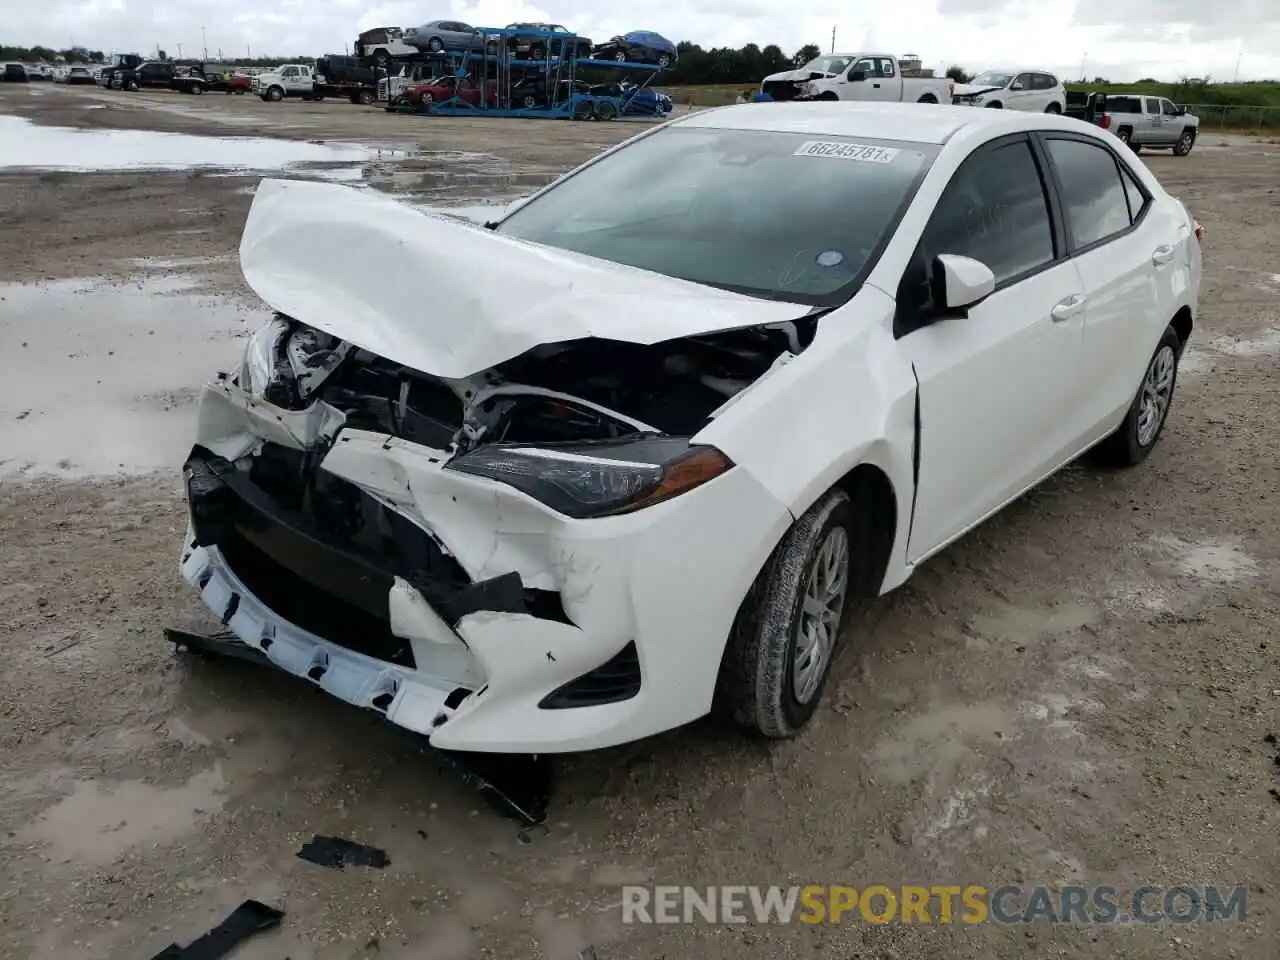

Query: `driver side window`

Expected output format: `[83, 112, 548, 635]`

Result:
[1013, 73, 1031, 89]
[1161, 99, 1179, 116]
[850, 59, 875, 78]
[896, 138, 1056, 333]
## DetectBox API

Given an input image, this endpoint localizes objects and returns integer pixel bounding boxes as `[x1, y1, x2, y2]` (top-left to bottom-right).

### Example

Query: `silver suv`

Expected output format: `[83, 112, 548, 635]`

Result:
[1103, 95, 1200, 156]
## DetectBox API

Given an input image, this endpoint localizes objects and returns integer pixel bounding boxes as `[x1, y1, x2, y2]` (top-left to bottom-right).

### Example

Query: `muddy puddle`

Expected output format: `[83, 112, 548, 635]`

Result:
[0, 275, 270, 478]
[0, 114, 382, 172]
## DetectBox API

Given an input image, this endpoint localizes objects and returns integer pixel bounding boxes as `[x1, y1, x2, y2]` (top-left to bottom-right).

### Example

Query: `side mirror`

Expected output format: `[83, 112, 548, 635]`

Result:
[1176, 105, 1186, 115]
[1010, 81, 1024, 91]
[849, 70, 867, 82]
[931, 254, 995, 316]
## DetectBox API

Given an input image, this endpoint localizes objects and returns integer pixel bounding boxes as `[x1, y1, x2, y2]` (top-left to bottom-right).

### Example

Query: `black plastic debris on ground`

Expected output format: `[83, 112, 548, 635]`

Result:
[148, 899, 283, 960]
[437, 749, 552, 826]
[297, 835, 391, 870]
[168, 625, 555, 825]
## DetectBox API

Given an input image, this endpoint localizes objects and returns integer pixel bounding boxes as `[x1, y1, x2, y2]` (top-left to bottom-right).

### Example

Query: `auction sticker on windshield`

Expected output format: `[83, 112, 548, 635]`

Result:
[793, 141, 901, 163]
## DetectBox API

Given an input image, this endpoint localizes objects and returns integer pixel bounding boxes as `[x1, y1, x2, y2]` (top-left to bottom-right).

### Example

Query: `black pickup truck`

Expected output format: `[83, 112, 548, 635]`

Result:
[113, 60, 209, 94]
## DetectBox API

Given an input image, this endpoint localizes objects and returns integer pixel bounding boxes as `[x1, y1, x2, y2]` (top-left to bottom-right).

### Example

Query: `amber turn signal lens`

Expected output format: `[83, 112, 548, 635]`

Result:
[621, 446, 735, 513]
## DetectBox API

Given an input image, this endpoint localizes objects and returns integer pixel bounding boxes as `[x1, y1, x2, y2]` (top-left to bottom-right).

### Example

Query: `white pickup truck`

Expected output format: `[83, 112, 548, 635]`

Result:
[762, 52, 953, 104]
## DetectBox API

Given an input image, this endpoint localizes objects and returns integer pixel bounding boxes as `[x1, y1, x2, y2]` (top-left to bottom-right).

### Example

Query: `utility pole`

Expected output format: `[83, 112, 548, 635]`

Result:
[831, 25, 837, 53]
[202, 26, 207, 61]
[1234, 53, 1242, 82]
[1079, 52, 1087, 81]
[177, 43, 183, 58]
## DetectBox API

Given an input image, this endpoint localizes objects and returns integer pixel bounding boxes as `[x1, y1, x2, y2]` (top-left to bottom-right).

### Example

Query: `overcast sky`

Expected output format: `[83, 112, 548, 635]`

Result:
[4, 0, 1278, 81]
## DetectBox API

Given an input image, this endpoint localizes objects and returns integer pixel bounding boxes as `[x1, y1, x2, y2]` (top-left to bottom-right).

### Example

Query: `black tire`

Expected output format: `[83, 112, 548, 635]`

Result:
[486, 41, 498, 56]
[1045, 101, 1061, 114]
[427, 37, 444, 53]
[530, 43, 547, 60]
[657, 53, 672, 68]
[917, 94, 938, 104]
[985, 101, 1003, 108]
[1173, 128, 1196, 156]
[614, 50, 628, 62]
[374, 52, 391, 71]
[521, 94, 539, 109]
[818, 91, 839, 101]
[1091, 325, 1182, 467]
[266, 86, 284, 102]
[1116, 126, 1133, 144]
[572, 99, 594, 120]
[191, 83, 203, 95]
[595, 100, 618, 120]
[718, 487, 867, 738]
[1131, 142, 1142, 154]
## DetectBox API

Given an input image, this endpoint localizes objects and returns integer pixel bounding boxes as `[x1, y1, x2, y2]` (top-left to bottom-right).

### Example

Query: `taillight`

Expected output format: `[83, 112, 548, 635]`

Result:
[1099, 113, 1111, 130]
[1194, 220, 1204, 245]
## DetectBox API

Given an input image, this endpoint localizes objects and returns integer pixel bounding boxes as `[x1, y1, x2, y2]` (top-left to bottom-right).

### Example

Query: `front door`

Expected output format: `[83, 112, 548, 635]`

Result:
[1142, 97, 1170, 144]
[896, 135, 1086, 561]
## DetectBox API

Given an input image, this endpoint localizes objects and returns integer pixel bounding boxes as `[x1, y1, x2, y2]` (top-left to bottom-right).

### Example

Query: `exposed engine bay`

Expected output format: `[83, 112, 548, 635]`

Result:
[253, 312, 815, 454]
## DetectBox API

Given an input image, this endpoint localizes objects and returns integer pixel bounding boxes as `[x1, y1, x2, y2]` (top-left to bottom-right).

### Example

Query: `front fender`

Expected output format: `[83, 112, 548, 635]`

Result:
[693, 286, 917, 587]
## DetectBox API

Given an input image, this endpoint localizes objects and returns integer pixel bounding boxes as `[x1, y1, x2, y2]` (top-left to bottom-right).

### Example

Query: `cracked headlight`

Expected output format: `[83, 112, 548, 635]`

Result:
[445, 437, 734, 519]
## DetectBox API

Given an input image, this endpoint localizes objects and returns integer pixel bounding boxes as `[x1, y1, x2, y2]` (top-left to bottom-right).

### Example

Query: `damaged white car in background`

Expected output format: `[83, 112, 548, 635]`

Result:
[180, 102, 1201, 753]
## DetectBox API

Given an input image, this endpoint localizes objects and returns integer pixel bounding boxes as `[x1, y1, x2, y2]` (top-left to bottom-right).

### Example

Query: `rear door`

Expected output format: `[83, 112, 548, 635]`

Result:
[897, 134, 1086, 560]
[1039, 134, 1170, 436]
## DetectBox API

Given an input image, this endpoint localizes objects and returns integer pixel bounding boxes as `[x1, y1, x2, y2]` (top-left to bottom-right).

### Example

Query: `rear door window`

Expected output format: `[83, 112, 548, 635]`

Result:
[1044, 138, 1134, 249]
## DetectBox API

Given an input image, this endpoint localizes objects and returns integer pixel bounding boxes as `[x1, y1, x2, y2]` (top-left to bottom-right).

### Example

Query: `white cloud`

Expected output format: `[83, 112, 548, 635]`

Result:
[3, 0, 1277, 81]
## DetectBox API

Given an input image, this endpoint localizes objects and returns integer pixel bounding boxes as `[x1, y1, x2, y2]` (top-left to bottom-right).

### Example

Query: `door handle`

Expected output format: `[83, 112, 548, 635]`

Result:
[1050, 294, 1087, 322]
[1151, 245, 1175, 265]
[873, 82, 881, 88]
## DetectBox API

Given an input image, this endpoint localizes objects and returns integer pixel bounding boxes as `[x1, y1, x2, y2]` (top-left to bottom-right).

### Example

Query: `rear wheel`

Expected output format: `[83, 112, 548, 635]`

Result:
[1092, 325, 1182, 467]
[985, 101, 1003, 108]
[530, 43, 547, 60]
[595, 100, 618, 120]
[718, 487, 865, 738]
[917, 94, 938, 104]
[1116, 126, 1133, 144]
[1045, 101, 1061, 113]
[613, 50, 628, 62]
[657, 53, 672, 68]
[818, 91, 839, 101]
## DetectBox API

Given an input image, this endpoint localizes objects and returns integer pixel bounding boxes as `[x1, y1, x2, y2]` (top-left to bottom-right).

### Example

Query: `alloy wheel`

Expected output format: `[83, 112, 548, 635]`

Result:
[792, 526, 849, 704]
[1137, 344, 1176, 447]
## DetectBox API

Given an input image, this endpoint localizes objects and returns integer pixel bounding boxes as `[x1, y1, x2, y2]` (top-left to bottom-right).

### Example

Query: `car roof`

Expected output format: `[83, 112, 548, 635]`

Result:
[677, 101, 1097, 146]
[979, 67, 1058, 75]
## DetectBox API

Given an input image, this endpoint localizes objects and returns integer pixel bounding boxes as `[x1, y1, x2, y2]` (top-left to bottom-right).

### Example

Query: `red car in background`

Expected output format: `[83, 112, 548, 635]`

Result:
[404, 75, 496, 108]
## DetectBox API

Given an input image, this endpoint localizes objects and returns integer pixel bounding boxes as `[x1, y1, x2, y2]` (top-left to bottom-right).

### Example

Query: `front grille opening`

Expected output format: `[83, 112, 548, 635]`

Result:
[538, 641, 641, 710]
[216, 521, 416, 668]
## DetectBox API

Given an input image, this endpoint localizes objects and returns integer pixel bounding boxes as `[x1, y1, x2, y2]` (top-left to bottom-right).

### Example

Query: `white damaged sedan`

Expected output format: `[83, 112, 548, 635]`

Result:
[181, 102, 1201, 753]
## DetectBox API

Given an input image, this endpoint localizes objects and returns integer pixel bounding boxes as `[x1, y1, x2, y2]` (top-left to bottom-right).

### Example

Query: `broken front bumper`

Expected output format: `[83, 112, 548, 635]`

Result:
[179, 416, 792, 753]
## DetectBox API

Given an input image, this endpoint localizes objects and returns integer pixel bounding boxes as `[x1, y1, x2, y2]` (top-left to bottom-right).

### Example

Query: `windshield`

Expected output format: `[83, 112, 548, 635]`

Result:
[801, 56, 852, 75]
[971, 71, 1014, 88]
[496, 126, 935, 305]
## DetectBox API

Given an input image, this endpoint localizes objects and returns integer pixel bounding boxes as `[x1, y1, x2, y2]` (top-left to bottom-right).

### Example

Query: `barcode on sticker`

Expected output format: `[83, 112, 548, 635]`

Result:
[793, 141, 901, 163]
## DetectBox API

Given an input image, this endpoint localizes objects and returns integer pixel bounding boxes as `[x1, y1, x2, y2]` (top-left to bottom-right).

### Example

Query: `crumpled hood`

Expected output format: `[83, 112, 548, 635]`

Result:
[239, 178, 808, 380]
[763, 68, 829, 84]
[951, 83, 1003, 98]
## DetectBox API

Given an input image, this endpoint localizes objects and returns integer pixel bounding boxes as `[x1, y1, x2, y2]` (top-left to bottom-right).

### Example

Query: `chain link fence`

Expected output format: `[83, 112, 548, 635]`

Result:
[1183, 103, 1280, 131]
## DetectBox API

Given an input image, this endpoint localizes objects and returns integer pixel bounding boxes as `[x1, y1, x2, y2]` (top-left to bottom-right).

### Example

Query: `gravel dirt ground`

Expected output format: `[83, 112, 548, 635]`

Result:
[1, 83, 1278, 960]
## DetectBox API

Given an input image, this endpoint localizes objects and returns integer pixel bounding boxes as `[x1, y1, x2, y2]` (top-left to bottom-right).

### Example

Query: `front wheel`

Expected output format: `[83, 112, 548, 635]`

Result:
[718, 487, 864, 738]
[595, 100, 618, 120]
[1091, 325, 1182, 467]
[657, 53, 672, 68]
[1173, 128, 1196, 156]
[266, 86, 284, 102]
[529, 43, 547, 60]
[985, 101, 1003, 108]
[817, 91, 839, 101]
